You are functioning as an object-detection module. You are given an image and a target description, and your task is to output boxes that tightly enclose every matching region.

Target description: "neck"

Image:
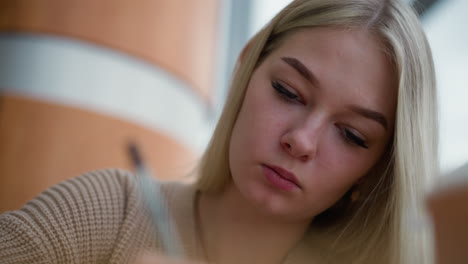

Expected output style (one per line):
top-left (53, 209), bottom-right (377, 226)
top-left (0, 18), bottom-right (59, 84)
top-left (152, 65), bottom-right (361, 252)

top-left (197, 182), bottom-right (310, 264)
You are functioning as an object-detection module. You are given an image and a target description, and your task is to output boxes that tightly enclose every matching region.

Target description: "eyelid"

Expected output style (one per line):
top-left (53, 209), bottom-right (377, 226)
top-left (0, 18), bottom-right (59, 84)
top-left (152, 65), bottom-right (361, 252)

top-left (274, 80), bottom-right (296, 93)
top-left (272, 80), bottom-right (304, 103)
top-left (337, 124), bottom-right (369, 149)
top-left (345, 127), bottom-right (366, 140)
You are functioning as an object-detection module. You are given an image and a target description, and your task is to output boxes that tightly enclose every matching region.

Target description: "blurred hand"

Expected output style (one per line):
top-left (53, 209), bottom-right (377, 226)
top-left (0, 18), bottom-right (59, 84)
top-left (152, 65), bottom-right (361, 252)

top-left (134, 252), bottom-right (205, 264)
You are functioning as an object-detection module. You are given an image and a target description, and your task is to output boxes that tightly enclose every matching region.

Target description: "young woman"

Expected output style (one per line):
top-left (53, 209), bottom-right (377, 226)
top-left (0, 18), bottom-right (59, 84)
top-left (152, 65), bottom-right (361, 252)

top-left (0, 0), bottom-right (438, 263)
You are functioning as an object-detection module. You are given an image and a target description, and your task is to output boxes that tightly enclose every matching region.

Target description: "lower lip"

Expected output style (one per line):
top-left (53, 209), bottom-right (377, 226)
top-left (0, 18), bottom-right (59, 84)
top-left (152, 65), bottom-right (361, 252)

top-left (262, 166), bottom-right (299, 191)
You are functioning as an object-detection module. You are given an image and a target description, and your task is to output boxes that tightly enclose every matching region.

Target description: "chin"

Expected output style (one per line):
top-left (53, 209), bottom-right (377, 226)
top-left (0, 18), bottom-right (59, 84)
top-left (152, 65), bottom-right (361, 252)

top-left (235, 173), bottom-right (298, 218)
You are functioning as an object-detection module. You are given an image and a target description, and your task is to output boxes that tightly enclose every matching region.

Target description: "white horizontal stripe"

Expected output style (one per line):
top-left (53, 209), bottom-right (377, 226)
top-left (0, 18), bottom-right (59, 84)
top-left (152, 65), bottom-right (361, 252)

top-left (0, 33), bottom-right (212, 152)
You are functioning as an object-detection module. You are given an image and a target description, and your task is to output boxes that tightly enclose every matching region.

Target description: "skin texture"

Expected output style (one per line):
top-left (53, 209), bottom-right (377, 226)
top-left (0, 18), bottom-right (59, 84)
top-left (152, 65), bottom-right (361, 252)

top-left (199, 27), bottom-right (397, 264)
top-left (229, 26), bottom-right (397, 222)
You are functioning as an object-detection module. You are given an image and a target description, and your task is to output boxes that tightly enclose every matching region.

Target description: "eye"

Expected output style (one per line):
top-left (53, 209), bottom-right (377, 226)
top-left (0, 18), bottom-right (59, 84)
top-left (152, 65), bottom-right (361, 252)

top-left (271, 81), bottom-right (302, 103)
top-left (341, 127), bottom-right (368, 149)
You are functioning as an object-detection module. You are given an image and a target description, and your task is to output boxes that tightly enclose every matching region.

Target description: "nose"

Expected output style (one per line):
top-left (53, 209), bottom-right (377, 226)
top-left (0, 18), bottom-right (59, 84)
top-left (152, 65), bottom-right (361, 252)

top-left (280, 119), bottom-right (322, 162)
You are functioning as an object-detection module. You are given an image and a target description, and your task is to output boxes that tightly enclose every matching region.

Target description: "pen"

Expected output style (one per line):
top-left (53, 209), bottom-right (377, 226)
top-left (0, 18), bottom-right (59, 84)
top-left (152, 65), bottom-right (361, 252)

top-left (127, 141), bottom-right (184, 258)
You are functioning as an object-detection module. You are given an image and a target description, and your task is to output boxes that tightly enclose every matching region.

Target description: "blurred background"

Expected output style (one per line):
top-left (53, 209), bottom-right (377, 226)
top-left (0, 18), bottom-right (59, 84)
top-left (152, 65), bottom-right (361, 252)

top-left (0, 0), bottom-right (466, 213)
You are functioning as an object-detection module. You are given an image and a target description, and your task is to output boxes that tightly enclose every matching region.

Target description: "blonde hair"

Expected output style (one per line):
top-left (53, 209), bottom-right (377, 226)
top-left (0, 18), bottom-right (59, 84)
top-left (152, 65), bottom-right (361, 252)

top-left (196, 0), bottom-right (438, 263)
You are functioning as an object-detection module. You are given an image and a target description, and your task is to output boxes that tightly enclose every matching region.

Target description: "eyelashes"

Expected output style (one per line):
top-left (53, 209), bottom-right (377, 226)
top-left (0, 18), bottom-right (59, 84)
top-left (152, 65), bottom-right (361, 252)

top-left (271, 80), bottom-right (369, 149)
top-left (272, 81), bottom-right (300, 102)
top-left (342, 128), bottom-right (369, 149)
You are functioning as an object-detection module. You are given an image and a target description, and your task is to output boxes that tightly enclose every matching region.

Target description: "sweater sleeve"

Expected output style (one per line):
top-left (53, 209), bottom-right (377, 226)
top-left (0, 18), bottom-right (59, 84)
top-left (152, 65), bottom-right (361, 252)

top-left (0, 168), bottom-right (142, 264)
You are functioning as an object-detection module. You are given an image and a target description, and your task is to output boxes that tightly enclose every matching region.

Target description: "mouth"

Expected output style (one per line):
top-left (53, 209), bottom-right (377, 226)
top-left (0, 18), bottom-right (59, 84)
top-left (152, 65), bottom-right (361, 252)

top-left (262, 164), bottom-right (302, 191)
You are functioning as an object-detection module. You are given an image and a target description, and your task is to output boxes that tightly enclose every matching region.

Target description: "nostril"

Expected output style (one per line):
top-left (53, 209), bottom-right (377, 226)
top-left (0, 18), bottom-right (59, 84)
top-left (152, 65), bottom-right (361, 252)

top-left (283, 142), bottom-right (292, 150)
top-left (300, 154), bottom-right (309, 162)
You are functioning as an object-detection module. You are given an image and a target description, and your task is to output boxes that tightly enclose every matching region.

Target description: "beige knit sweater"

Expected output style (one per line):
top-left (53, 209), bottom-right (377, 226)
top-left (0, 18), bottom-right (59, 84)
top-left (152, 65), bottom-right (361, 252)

top-left (0, 169), bottom-right (319, 264)
top-left (0, 169), bottom-right (204, 264)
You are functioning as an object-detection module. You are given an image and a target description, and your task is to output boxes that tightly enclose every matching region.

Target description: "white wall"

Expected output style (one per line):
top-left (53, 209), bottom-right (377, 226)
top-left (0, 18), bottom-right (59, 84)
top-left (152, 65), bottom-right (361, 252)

top-left (249, 0), bottom-right (293, 37)
top-left (423, 0), bottom-right (468, 173)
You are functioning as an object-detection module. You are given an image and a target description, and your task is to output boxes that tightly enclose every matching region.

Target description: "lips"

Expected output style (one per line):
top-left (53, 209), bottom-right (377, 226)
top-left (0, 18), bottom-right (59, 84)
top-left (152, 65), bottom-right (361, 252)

top-left (263, 164), bottom-right (301, 189)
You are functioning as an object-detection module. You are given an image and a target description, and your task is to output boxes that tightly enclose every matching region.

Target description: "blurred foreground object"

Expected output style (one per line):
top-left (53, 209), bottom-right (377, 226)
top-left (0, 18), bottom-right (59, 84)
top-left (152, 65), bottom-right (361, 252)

top-left (427, 162), bottom-right (468, 264)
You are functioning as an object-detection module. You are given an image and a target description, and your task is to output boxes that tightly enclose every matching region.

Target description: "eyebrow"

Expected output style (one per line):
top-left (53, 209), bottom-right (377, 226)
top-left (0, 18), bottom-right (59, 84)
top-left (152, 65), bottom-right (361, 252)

top-left (281, 57), bottom-right (320, 88)
top-left (349, 105), bottom-right (388, 130)
top-left (281, 56), bottom-right (388, 131)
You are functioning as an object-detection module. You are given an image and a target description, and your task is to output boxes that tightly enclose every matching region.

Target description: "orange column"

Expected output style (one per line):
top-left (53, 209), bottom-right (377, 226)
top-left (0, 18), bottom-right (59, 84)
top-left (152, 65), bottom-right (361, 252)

top-left (0, 0), bottom-right (219, 212)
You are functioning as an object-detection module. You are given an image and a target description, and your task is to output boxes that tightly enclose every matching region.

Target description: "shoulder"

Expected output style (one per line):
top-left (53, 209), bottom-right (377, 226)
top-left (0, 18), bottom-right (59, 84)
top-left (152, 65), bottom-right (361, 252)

top-left (0, 168), bottom-right (143, 263)
top-left (53, 168), bottom-right (138, 200)
top-left (2, 167), bottom-right (139, 221)
top-left (22, 168), bottom-right (141, 222)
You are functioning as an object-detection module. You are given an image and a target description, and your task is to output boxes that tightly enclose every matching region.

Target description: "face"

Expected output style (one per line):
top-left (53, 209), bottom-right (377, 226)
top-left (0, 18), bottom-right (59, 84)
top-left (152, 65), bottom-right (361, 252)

top-left (228, 27), bottom-right (397, 223)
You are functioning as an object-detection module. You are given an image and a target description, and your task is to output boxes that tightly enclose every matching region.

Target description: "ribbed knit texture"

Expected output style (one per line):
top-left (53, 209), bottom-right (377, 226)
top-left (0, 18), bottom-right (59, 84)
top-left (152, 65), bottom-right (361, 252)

top-left (0, 169), bottom-right (201, 264)
top-left (0, 169), bottom-right (321, 264)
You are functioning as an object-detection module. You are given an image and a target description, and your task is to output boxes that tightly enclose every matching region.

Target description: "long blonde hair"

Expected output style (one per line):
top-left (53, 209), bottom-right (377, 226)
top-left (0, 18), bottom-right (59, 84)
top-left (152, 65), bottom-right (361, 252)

top-left (196, 0), bottom-right (438, 263)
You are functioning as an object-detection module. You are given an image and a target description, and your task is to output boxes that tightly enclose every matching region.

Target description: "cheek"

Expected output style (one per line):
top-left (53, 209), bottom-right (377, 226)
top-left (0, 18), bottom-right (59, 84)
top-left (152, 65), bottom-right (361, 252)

top-left (316, 150), bottom-right (361, 195)
top-left (231, 87), bottom-right (287, 154)
top-left (306, 135), bottom-right (380, 209)
top-left (228, 90), bottom-right (266, 172)
top-left (317, 129), bottom-right (367, 176)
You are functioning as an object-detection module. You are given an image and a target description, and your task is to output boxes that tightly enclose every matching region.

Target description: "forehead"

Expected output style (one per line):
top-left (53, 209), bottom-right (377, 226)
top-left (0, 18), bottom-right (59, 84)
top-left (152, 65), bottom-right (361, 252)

top-left (264, 27), bottom-right (397, 123)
